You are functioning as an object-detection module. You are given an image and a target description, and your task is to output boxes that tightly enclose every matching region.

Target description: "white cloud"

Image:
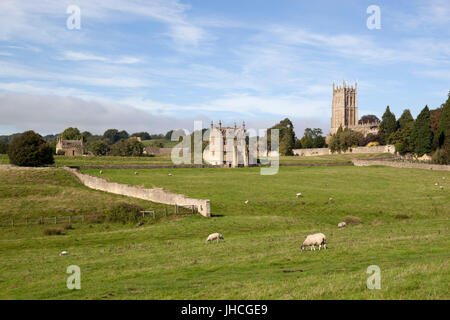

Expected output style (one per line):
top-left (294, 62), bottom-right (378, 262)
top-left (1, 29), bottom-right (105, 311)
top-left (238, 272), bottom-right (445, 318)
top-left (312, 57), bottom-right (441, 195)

top-left (0, 0), bottom-right (207, 47)
top-left (62, 51), bottom-right (107, 62)
top-left (0, 92), bottom-right (204, 135)
top-left (61, 51), bottom-right (142, 64)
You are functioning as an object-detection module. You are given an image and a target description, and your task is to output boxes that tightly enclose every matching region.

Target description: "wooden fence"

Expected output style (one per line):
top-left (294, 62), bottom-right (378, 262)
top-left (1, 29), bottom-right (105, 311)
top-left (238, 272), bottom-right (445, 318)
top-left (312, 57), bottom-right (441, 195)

top-left (0, 204), bottom-right (198, 228)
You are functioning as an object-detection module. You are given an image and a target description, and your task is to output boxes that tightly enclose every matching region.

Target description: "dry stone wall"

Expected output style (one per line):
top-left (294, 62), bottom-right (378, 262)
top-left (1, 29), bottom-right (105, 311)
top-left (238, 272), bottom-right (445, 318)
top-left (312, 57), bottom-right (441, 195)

top-left (352, 160), bottom-right (450, 171)
top-left (293, 145), bottom-right (395, 157)
top-left (64, 167), bottom-right (211, 217)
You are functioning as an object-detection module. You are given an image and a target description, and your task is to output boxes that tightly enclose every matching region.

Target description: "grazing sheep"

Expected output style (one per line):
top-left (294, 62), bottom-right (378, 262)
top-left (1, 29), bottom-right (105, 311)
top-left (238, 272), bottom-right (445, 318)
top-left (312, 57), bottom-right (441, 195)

top-left (296, 193), bottom-right (303, 198)
top-left (443, 177), bottom-right (446, 180)
top-left (59, 251), bottom-right (69, 256)
top-left (244, 200), bottom-right (249, 204)
top-left (134, 172), bottom-right (139, 175)
top-left (136, 221), bottom-right (144, 227)
top-left (338, 222), bottom-right (346, 228)
top-left (329, 197), bottom-right (334, 202)
top-left (99, 170), bottom-right (103, 174)
top-left (168, 173), bottom-right (173, 176)
top-left (205, 233), bottom-right (224, 243)
top-left (301, 233), bottom-right (327, 251)
top-left (435, 182), bottom-right (439, 186)
top-left (440, 186), bottom-right (444, 190)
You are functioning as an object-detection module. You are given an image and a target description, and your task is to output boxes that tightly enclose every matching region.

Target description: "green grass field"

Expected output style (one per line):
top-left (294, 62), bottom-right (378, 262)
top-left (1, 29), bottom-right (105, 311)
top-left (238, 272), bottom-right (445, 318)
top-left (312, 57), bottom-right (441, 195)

top-left (0, 152), bottom-right (391, 167)
top-left (0, 164), bottom-right (449, 299)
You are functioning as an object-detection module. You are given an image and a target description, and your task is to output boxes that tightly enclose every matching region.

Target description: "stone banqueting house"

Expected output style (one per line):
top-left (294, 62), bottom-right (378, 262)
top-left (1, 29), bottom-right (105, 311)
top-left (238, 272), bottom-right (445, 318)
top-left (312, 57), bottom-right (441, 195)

top-left (55, 136), bottom-right (87, 156)
top-left (204, 120), bottom-right (249, 167)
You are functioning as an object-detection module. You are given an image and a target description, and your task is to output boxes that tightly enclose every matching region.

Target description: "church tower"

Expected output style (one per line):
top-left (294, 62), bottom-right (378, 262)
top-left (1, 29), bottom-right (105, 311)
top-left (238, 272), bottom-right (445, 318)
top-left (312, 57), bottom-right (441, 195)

top-left (331, 81), bottom-right (358, 134)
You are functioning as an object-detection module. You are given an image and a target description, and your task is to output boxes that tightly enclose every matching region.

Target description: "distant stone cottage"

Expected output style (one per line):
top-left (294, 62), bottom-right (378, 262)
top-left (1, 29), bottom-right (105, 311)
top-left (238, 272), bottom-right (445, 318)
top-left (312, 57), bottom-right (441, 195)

top-left (56, 136), bottom-right (86, 156)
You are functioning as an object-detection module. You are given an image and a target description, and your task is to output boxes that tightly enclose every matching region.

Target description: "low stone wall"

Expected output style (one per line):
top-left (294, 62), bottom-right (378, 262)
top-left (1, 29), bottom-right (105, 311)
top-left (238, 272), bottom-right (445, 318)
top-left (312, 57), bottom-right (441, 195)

top-left (144, 147), bottom-right (172, 155)
top-left (293, 145), bottom-right (395, 157)
top-left (293, 148), bottom-right (329, 156)
top-left (64, 167), bottom-right (211, 217)
top-left (352, 160), bottom-right (450, 171)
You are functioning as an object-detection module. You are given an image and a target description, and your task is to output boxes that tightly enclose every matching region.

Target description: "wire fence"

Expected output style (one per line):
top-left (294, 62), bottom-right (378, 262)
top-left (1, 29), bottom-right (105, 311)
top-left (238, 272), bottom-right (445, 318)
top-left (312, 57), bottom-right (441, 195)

top-left (0, 204), bottom-right (198, 228)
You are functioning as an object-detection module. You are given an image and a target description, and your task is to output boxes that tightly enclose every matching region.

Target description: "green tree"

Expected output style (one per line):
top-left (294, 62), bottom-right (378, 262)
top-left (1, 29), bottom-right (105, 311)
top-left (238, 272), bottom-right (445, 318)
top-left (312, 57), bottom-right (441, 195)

top-left (269, 118), bottom-right (296, 156)
top-left (411, 106), bottom-right (433, 156)
top-left (389, 109), bottom-right (414, 154)
top-left (379, 106), bottom-right (397, 144)
top-left (299, 128), bottom-right (325, 148)
top-left (359, 114), bottom-right (380, 124)
top-left (432, 93), bottom-right (450, 164)
top-left (0, 141), bottom-right (8, 154)
top-left (434, 93), bottom-right (450, 149)
top-left (131, 132), bottom-right (151, 140)
top-left (62, 127), bottom-right (82, 140)
top-left (109, 139), bottom-right (144, 156)
top-left (88, 140), bottom-right (110, 156)
top-left (7, 131), bottom-right (54, 166)
top-left (397, 109), bottom-right (414, 129)
top-left (117, 130), bottom-right (129, 141)
top-left (329, 126), bottom-right (363, 153)
top-left (339, 128), bottom-right (364, 152)
top-left (103, 129), bottom-right (120, 145)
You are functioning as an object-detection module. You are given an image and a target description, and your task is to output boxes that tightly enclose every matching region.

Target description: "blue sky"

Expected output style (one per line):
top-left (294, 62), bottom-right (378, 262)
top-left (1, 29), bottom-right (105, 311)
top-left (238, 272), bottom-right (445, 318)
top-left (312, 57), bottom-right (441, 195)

top-left (0, 0), bottom-right (449, 136)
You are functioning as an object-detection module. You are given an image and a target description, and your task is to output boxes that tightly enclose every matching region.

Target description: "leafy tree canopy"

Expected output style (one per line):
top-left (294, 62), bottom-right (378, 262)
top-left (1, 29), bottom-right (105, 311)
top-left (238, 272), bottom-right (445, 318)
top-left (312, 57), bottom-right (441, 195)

top-left (8, 131), bottom-right (54, 167)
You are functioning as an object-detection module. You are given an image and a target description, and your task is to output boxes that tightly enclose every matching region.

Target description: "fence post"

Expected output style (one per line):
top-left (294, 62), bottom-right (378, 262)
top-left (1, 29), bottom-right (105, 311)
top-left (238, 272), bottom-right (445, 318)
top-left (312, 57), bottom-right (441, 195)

top-left (68, 216), bottom-right (71, 224)
top-left (40, 217), bottom-right (43, 224)
top-left (165, 206), bottom-right (167, 217)
top-left (192, 205), bottom-right (194, 214)
top-left (54, 216), bottom-right (57, 224)
top-left (12, 219), bottom-right (14, 227)
top-left (25, 217), bottom-right (28, 225)
top-left (153, 211), bottom-right (155, 219)
top-left (175, 205), bottom-right (178, 214)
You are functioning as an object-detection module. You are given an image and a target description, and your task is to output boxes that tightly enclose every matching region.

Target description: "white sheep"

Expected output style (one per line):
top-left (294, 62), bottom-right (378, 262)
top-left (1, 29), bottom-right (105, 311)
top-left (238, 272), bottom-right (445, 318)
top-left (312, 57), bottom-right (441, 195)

top-left (440, 186), bottom-right (444, 190)
top-left (435, 182), bottom-right (439, 186)
top-left (59, 251), bottom-right (69, 256)
top-left (338, 222), bottom-right (346, 228)
top-left (134, 171), bottom-right (139, 175)
top-left (329, 197), bottom-right (334, 202)
top-left (244, 200), bottom-right (249, 204)
top-left (301, 233), bottom-right (327, 251)
top-left (205, 233), bottom-right (224, 243)
top-left (99, 170), bottom-right (103, 174)
top-left (296, 193), bottom-right (303, 198)
top-left (168, 173), bottom-right (173, 176)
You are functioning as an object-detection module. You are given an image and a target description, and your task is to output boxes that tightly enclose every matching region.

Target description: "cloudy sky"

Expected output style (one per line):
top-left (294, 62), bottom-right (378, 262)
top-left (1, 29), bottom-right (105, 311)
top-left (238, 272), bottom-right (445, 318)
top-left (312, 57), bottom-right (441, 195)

top-left (0, 0), bottom-right (449, 136)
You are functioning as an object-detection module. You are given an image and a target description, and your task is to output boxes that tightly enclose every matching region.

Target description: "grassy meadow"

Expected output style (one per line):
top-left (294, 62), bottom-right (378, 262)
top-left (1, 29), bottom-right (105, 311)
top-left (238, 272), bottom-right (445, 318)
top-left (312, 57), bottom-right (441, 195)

top-left (0, 163), bottom-right (449, 299)
top-left (0, 152), bottom-right (392, 167)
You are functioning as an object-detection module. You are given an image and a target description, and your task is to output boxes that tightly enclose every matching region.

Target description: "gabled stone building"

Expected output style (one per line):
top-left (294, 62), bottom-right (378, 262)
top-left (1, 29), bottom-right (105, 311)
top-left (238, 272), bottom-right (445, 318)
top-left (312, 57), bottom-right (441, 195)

top-left (55, 136), bottom-right (86, 156)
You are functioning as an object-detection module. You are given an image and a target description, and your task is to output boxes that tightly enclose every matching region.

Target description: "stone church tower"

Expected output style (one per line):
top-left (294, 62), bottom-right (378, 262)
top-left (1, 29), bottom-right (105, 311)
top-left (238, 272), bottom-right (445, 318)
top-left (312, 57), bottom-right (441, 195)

top-left (330, 81), bottom-right (358, 134)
